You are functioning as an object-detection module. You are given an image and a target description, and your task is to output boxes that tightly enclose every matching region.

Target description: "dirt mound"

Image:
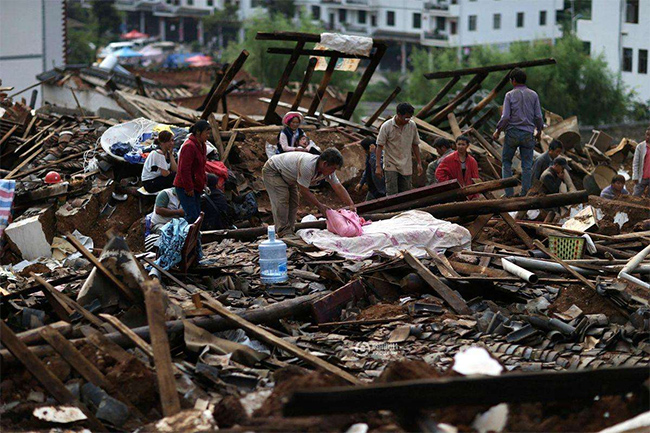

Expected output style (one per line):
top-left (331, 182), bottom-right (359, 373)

top-left (547, 285), bottom-right (622, 318)
top-left (356, 303), bottom-right (407, 321)
top-left (375, 360), bottom-right (443, 383)
top-left (105, 357), bottom-right (158, 413)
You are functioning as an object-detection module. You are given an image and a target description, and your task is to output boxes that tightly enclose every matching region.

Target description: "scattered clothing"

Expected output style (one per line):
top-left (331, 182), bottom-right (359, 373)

top-left (359, 152), bottom-right (386, 199)
top-left (600, 184), bottom-right (629, 200)
top-left (154, 218), bottom-right (190, 270)
top-left (124, 151), bottom-right (145, 164)
top-left (435, 151), bottom-right (479, 190)
top-left (502, 128), bottom-right (536, 196)
top-left (298, 210), bottom-right (471, 260)
top-left (377, 116), bottom-right (420, 177)
top-left (205, 160), bottom-right (229, 191)
top-left (0, 180), bottom-right (16, 257)
top-left (326, 209), bottom-right (365, 237)
top-left (230, 192), bottom-right (258, 221)
top-left (110, 141), bottom-right (132, 157)
top-left (426, 148), bottom-right (453, 185)
top-left (495, 84), bottom-right (544, 135)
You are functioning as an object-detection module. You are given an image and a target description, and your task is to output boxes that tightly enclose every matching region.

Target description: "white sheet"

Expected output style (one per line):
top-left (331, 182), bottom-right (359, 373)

top-left (320, 33), bottom-right (373, 56)
top-left (297, 210), bottom-right (471, 260)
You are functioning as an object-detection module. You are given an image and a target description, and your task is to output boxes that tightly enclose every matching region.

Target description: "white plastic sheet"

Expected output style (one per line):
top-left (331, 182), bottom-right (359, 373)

top-left (320, 33), bottom-right (373, 56)
top-left (297, 210), bottom-right (471, 260)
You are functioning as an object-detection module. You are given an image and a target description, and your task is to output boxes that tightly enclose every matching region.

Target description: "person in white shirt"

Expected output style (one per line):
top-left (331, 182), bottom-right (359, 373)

top-left (142, 130), bottom-right (177, 193)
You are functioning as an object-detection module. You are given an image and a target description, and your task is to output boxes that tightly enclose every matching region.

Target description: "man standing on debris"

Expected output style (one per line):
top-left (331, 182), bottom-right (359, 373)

top-left (174, 120), bottom-right (208, 224)
top-left (426, 137), bottom-right (454, 185)
top-left (540, 157), bottom-right (570, 194)
top-left (493, 68), bottom-right (544, 197)
top-left (375, 102), bottom-right (423, 196)
top-left (355, 137), bottom-right (386, 201)
top-left (263, 148), bottom-right (355, 237)
top-left (631, 126), bottom-right (650, 197)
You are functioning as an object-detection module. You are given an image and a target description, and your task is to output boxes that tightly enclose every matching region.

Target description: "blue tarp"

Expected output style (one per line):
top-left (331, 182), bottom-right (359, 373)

top-left (163, 53), bottom-right (204, 68)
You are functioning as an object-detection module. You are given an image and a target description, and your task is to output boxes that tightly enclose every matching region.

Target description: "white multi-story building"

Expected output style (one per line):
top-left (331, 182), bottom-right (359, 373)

top-left (296, 0), bottom-right (562, 56)
top-left (577, 0), bottom-right (650, 102)
top-left (114, 0), bottom-right (266, 44)
top-left (0, 0), bottom-right (67, 107)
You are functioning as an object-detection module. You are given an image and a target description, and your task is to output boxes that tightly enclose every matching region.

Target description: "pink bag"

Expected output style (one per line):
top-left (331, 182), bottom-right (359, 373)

top-left (326, 209), bottom-right (364, 237)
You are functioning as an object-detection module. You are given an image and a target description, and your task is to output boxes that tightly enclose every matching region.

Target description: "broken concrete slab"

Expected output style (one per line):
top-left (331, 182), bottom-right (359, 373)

top-left (5, 205), bottom-right (55, 260)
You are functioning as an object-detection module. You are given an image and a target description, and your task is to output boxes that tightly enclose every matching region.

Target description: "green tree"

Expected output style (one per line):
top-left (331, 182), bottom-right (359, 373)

top-left (91, 0), bottom-right (122, 40)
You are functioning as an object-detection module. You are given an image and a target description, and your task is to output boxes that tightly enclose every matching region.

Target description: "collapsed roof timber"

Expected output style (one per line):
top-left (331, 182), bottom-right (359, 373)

top-left (0, 31), bottom-right (649, 433)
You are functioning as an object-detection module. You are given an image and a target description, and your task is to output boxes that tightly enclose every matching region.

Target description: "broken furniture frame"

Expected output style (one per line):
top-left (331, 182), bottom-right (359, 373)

top-left (255, 31), bottom-right (387, 125)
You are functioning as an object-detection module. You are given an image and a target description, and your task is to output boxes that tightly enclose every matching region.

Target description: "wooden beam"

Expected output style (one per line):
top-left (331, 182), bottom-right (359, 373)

top-left (470, 128), bottom-right (502, 162)
top-left (283, 366), bottom-right (648, 416)
top-left (208, 113), bottom-right (225, 158)
top-left (365, 86), bottom-right (401, 127)
top-left (484, 192), bottom-right (535, 249)
top-left (14, 150), bottom-right (87, 179)
top-left (4, 130), bottom-right (58, 179)
top-left (290, 57), bottom-right (318, 111)
top-left (307, 55), bottom-right (338, 117)
top-left (460, 70), bottom-right (511, 126)
top-left (0, 125), bottom-right (18, 149)
top-left (415, 76), bottom-right (460, 119)
top-left (39, 326), bottom-right (145, 420)
top-left (424, 58), bottom-right (557, 79)
top-left (0, 320), bottom-right (105, 430)
top-left (532, 240), bottom-right (596, 290)
top-left (201, 50), bottom-right (249, 120)
top-left (99, 314), bottom-right (154, 360)
top-left (470, 106), bottom-right (498, 131)
top-left (64, 233), bottom-right (141, 304)
top-left (264, 42), bottom-right (305, 124)
top-left (267, 47), bottom-right (371, 59)
top-left (447, 113), bottom-right (462, 138)
top-left (144, 281), bottom-right (181, 417)
top-left (469, 213), bottom-right (494, 240)
top-left (199, 292), bottom-right (363, 385)
top-left (221, 116), bottom-right (242, 162)
top-left (402, 251), bottom-right (471, 315)
top-left (429, 73), bottom-right (488, 125)
top-left (342, 43), bottom-right (387, 120)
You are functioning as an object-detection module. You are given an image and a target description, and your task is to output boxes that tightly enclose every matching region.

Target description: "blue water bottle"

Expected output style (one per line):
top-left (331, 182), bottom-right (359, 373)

top-left (259, 225), bottom-right (288, 284)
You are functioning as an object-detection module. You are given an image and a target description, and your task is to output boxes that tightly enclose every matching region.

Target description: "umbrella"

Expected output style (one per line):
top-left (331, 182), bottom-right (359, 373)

top-left (139, 45), bottom-right (164, 57)
top-left (122, 30), bottom-right (148, 40)
top-left (113, 47), bottom-right (143, 58)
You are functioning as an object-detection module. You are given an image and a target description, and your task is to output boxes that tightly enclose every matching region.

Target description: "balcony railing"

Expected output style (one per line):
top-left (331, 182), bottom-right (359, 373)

top-left (423, 31), bottom-right (449, 40)
top-left (344, 23), bottom-right (369, 33)
top-left (346, 0), bottom-right (369, 4)
top-left (424, 1), bottom-right (449, 10)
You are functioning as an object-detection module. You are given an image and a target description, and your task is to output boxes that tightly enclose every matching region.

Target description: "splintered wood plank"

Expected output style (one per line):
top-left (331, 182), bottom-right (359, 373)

top-left (81, 325), bottom-right (137, 364)
top-left (484, 192), bottom-right (535, 249)
top-left (39, 326), bottom-right (146, 421)
top-left (200, 292), bottom-right (363, 385)
top-left (468, 213), bottom-right (494, 240)
top-left (99, 313), bottom-right (154, 360)
top-left (402, 251), bottom-right (471, 315)
top-left (64, 233), bottom-right (140, 304)
top-left (144, 281), bottom-right (181, 417)
top-left (0, 320), bottom-right (105, 430)
top-left (222, 117), bottom-right (242, 162)
top-left (311, 279), bottom-right (365, 324)
top-left (208, 113), bottom-right (225, 158)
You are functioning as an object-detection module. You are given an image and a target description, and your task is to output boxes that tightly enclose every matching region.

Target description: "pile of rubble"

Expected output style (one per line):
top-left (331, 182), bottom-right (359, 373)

top-left (1, 31), bottom-right (649, 433)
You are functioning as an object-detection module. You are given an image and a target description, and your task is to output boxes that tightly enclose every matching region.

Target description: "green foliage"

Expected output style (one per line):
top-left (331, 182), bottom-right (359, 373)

top-left (399, 36), bottom-right (641, 125)
top-left (91, 0), bottom-right (122, 41)
top-left (222, 13), bottom-right (357, 92)
top-left (66, 0), bottom-right (122, 64)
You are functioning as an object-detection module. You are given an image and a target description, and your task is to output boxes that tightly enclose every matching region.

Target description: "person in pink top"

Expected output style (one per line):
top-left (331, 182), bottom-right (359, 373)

top-left (632, 126), bottom-right (650, 197)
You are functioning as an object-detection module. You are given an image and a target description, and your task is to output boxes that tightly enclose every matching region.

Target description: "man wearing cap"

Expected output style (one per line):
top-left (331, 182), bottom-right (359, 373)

top-left (540, 157), bottom-right (571, 194)
top-left (375, 102), bottom-right (423, 195)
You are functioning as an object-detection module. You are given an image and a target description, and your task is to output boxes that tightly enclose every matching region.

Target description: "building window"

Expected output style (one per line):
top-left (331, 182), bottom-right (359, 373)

top-left (387, 10), bottom-right (395, 26)
top-left (207, 0), bottom-right (213, 6)
top-left (450, 20), bottom-right (457, 35)
top-left (583, 41), bottom-right (591, 55)
top-left (311, 5), bottom-right (320, 20)
top-left (639, 49), bottom-right (648, 74)
top-left (371, 14), bottom-right (377, 27)
top-left (517, 12), bottom-right (524, 27)
top-left (436, 17), bottom-right (445, 31)
top-left (468, 15), bottom-right (477, 31)
top-left (413, 13), bottom-right (421, 29)
top-left (338, 9), bottom-right (347, 23)
top-left (626, 0), bottom-right (639, 23)
top-left (539, 10), bottom-right (547, 26)
top-left (358, 10), bottom-right (366, 24)
top-left (493, 13), bottom-right (501, 29)
top-left (622, 48), bottom-right (633, 72)
top-left (186, 0), bottom-right (193, 5)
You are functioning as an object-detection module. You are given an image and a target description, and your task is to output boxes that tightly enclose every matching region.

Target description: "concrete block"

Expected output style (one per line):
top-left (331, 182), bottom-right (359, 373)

top-left (5, 205), bottom-right (55, 260)
top-left (96, 396), bottom-right (130, 427)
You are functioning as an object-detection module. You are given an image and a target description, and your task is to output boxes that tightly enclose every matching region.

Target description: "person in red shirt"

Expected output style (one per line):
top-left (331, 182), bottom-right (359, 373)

top-left (435, 135), bottom-right (480, 193)
top-left (174, 120), bottom-right (208, 223)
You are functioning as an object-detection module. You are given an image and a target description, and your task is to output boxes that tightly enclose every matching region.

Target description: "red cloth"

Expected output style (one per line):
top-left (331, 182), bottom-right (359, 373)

top-left (643, 147), bottom-right (650, 179)
top-left (435, 151), bottom-right (480, 196)
top-left (173, 135), bottom-right (207, 193)
top-left (205, 160), bottom-right (229, 191)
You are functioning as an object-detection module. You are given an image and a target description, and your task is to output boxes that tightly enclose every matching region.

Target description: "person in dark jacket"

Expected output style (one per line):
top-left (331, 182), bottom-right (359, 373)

top-left (532, 139), bottom-right (563, 182)
top-left (174, 120), bottom-right (208, 223)
top-left (426, 137), bottom-right (454, 185)
top-left (277, 111), bottom-right (320, 154)
top-left (201, 174), bottom-right (230, 230)
top-left (355, 137), bottom-right (386, 200)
